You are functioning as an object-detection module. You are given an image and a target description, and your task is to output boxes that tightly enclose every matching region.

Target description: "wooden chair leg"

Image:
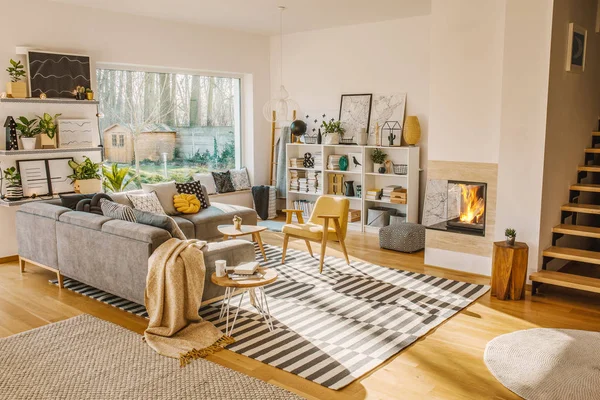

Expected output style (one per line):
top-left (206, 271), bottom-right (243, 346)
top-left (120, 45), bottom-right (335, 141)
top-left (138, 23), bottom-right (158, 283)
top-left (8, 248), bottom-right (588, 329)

top-left (282, 234), bottom-right (290, 264)
top-left (19, 257), bottom-right (25, 273)
top-left (319, 219), bottom-right (329, 273)
top-left (305, 240), bottom-right (314, 257)
top-left (57, 271), bottom-right (64, 289)
top-left (333, 219), bottom-right (350, 265)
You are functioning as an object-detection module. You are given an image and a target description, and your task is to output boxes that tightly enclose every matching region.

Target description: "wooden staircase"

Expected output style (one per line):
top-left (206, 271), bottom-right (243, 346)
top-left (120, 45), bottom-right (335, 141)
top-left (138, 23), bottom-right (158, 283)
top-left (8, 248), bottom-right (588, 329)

top-left (530, 132), bottom-right (600, 294)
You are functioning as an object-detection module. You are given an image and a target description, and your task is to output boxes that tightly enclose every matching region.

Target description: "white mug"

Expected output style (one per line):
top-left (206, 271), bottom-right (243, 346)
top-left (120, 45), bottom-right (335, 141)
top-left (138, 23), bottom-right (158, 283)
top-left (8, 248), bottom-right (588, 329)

top-left (215, 260), bottom-right (227, 277)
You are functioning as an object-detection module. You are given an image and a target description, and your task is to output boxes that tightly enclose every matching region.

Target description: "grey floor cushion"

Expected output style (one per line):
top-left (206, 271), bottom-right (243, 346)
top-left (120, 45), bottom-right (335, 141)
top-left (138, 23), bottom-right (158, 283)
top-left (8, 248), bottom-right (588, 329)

top-left (379, 222), bottom-right (425, 253)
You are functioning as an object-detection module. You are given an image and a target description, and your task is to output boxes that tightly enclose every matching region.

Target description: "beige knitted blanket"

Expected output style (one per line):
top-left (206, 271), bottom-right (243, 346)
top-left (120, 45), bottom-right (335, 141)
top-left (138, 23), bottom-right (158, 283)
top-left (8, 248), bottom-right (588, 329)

top-left (144, 238), bottom-right (234, 366)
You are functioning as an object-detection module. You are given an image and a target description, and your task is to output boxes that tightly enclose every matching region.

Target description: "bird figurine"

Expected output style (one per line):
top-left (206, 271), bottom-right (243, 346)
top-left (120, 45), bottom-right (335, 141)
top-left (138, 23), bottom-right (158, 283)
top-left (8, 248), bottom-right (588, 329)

top-left (352, 156), bottom-right (362, 168)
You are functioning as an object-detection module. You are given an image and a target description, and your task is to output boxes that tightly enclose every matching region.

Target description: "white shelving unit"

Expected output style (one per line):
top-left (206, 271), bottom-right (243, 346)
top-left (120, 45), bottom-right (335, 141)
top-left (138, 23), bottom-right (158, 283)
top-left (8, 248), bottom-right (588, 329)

top-left (286, 143), bottom-right (420, 233)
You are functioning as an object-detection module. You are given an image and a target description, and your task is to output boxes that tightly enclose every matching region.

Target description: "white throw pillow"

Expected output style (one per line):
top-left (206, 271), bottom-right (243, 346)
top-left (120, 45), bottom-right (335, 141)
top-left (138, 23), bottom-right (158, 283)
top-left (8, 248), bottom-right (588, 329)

top-left (141, 181), bottom-right (179, 215)
top-left (193, 173), bottom-right (217, 195)
top-left (229, 167), bottom-right (251, 191)
top-left (127, 191), bottom-right (166, 215)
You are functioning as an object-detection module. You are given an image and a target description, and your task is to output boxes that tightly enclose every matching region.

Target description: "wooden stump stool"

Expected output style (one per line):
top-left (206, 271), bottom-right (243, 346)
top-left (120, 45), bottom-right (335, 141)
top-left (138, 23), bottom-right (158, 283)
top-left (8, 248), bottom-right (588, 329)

top-left (492, 241), bottom-right (529, 300)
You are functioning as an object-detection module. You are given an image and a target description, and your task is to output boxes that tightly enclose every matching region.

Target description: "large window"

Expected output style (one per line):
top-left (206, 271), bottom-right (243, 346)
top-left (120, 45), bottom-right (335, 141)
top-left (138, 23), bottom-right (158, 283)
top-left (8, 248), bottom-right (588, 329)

top-left (97, 68), bottom-right (241, 186)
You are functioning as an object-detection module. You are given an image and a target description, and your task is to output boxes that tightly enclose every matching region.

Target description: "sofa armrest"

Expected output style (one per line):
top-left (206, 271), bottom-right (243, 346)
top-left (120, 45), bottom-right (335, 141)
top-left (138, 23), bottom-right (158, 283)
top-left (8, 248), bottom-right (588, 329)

top-left (19, 202), bottom-right (71, 220)
top-left (101, 220), bottom-right (172, 251)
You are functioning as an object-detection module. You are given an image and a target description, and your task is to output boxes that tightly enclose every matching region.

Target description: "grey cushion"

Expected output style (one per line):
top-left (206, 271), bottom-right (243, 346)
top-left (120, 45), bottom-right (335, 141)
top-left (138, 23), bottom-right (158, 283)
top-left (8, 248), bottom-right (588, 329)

top-left (110, 190), bottom-right (140, 207)
top-left (212, 171), bottom-right (235, 193)
top-left (133, 209), bottom-right (186, 240)
top-left (127, 191), bottom-right (166, 215)
top-left (229, 168), bottom-right (251, 191)
top-left (19, 202), bottom-right (71, 220)
top-left (101, 219), bottom-right (172, 250)
top-left (179, 202), bottom-right (258, 240)
top-left (59, 211), bottom-right (112, 231)
top-left (141, 181), bottom-right (179, 215)
top-left (379, 222), bottom-right (425, 253)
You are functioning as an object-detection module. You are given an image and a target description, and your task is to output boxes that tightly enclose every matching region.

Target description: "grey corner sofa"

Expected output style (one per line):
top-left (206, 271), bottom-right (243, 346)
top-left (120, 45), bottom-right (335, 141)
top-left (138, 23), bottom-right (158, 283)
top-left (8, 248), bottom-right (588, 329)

top-left (16, 191), bottom-right (259, 306)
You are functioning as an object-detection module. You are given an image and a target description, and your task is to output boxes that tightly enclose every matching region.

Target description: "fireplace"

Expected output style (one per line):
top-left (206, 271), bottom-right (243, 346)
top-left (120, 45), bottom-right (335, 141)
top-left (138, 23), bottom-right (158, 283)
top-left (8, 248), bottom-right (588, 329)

top-left (446, 180), bottom-right (487, 236)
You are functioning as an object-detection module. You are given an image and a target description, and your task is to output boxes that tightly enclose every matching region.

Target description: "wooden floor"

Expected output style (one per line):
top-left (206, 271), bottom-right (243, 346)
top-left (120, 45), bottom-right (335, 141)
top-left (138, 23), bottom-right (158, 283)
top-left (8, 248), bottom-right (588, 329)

top-left (2, 230), bottom-right (600, 399)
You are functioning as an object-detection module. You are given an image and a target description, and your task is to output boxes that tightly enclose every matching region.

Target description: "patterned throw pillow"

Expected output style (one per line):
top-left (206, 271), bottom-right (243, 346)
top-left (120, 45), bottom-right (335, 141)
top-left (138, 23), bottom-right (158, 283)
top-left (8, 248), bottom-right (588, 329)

top-left (175, 181), bottom-right (209, 209)
top-left (212, 171), bottom-right (235, 193)
top-left (99, 198), bottom-right (137, 222)
top-left (229, 168), bottom-right (251, 191)
top-left (126, 191), bottom-right (166, 215)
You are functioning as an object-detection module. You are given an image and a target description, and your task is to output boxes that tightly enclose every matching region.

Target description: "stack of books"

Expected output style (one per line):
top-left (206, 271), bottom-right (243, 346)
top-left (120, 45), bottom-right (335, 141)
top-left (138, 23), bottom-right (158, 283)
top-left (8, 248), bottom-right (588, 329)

top-left (292, 200), bottom-right (315, 221)
top-left (227, 261), bottom-right (263, 281)
top-left (298, 177), bottom-right (309, 192)
top-left (381, 185), bottom-right (403, 202)
top-left (289, 170), bottom-right (306, 191)
top-left (313, 151), bottom-right (323, 168)
top-left (289, 158), bottom-right (304, 168)
top-left (307, 171), bottom-right (322, 194)
top-left (366, 189), bottom-right (381, 201)
top-left (390, 188), bottom-right (407, 204)
top-left (327, 155), bottom-right (342, 170)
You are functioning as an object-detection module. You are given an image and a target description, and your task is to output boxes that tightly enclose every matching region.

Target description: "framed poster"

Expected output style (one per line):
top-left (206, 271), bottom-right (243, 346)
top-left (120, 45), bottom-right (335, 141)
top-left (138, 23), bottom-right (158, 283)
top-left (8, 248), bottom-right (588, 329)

top-left (348, 152), bottom-right (362, 172)
top-left (27, 50), bottom-right (91, 98)
top-left (369, 93), bottom-right (407, 145)
top-left (339, 94), bottom-right (372, 139)
top-left (58, 119), bottom-right (94, 148)
top-left (566, 23), bottom-right (587, 72)
top-left (47, 157), bottom-right (75, 194)
top-left (16, 159), bottom-right (51, 198)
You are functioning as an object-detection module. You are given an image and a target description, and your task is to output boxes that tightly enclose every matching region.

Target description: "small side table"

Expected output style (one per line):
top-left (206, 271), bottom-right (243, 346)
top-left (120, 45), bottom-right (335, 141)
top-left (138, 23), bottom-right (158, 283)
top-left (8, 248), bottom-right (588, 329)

top-left (491, 241), bottom-right (529, 300)
top-left (211, 268), bottom-right (278, 336)
top-left (218, 224), bottom-right (268, 261)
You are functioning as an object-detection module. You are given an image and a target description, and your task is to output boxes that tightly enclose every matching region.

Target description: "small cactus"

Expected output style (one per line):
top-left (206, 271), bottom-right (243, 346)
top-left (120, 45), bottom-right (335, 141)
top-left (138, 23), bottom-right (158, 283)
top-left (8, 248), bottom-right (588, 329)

top-left (388, 133), bottom-right (396, 146)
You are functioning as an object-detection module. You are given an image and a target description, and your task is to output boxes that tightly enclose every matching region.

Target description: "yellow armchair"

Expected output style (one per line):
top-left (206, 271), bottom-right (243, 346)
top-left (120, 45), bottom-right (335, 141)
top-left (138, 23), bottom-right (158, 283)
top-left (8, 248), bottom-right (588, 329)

top-left (282, 196), bottom-right (350, 273)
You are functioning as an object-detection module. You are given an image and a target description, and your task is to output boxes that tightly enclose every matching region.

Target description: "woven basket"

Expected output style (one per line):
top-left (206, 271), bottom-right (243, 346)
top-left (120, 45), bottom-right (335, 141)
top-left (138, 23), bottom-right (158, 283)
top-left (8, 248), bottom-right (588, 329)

top-left (393, 163), bottom-right (408, 175)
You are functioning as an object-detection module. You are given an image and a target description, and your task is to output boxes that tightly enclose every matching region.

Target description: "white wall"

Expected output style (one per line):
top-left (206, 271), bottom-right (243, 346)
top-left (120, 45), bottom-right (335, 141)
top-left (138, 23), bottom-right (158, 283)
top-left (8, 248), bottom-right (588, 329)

top-left (269, 16), bottom-right (431, 212)
top-left (428, 0), bottom-right (506, 164)
top-left (538, 0), bottom-right (600, 268)
top-left (0, 0), bottom-right (271, 257)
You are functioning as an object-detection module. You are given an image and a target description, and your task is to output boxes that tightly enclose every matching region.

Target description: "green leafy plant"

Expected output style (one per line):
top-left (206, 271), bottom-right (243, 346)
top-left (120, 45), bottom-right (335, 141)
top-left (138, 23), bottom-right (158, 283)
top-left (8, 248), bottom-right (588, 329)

top-left (102, 164), bottom-right (136, 193)
top-left (321, 119), bottom-right (345, 137)
top-left (6, 59), bottom-right (26, 82)
top-left (68, 157), bottom-right (102, 182)
top-left (3, 167), bottom-right (21, 186)
top-left (76, 86), bottom-right (86, 94)
top-left (86, 88), bottom-right (93, 93)
top-left (37, 113), bottom-right (61, 139)
top-left (15, 117), bottom-right (41, 138)
top-left (505, 228), bottom-right (516, 237)
top-left (371, 148), bottom-right (387, 164)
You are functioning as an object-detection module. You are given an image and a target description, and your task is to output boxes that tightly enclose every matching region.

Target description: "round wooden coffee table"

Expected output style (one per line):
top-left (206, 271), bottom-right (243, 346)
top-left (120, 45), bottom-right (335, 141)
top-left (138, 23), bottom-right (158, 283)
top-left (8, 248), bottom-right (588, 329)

top-left (218, 224), bottom-right (268, 261)
top-left (211, 267), bottom-right (278, 336)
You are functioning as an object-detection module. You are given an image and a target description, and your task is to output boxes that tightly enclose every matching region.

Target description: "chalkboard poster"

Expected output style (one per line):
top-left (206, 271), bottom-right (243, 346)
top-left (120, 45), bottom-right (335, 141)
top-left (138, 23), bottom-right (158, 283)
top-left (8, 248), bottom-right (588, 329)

top-left (27, 51), bottom-right (91, 98)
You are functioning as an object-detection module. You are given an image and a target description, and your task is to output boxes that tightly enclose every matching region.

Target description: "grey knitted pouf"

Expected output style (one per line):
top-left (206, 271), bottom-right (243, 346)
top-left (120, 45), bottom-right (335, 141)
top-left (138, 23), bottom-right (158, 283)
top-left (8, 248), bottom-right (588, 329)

top-left (379, 222), bottom-right (425, 253)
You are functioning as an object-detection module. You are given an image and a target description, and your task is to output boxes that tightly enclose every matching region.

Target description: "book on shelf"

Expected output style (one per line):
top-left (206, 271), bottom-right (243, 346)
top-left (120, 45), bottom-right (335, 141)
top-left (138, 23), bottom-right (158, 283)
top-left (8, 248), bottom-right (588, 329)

top-left (327, 155), bottom-right (342, 170)
top-left (228, 272), bottom-right (264, 281)
top-left (366, 188), bottom-right (381, 200)
top-left (289, 158), bottom-right (304, 168)
top-left (231, 261), bottom-right (259, 275)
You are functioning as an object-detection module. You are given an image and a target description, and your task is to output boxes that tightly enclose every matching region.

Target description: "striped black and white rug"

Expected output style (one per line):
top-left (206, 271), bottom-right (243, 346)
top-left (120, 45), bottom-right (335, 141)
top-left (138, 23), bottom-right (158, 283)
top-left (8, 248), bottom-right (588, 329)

top-left (52, 243), bottom-right (488, 390)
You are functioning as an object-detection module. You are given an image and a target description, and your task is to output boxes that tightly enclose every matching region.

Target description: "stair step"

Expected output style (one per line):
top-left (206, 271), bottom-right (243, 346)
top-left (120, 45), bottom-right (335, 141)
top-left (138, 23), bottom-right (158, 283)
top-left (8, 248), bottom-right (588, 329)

top-left (553, 224), bottom-right (600, 239)
top-left (530, 270), bottom-right (600, 294)
top-left (543, 246), bottom-right (600, 265)
top-left (578, 165), bottom-right (600, 172)
top-left (561, 203), bottom-right (600, 215)
top-left (570, 183), bottom-right (600, 193)
top-left (585, 148), bottom-right (600, 153)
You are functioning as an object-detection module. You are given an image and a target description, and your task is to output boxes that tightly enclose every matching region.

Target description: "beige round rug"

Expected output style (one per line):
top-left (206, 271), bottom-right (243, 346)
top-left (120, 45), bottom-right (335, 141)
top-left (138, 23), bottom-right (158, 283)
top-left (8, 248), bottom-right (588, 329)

top-left (484, 328), bottom-right (600, 400)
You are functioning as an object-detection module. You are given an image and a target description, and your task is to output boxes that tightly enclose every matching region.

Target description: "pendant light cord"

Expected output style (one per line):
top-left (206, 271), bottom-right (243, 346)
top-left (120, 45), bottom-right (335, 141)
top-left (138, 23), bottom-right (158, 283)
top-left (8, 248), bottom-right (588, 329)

top-left (279, 6), bottom-right (285, 89)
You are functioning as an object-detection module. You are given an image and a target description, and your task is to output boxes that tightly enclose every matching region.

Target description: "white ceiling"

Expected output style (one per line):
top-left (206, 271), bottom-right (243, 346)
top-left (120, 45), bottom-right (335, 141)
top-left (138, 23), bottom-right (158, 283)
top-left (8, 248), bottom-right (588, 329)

top-left (49, 0), bottom-right (431, 35)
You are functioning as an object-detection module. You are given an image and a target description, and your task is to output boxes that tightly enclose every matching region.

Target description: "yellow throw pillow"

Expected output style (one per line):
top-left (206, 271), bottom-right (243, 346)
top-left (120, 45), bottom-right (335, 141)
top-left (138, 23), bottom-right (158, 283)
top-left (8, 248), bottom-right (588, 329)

top-left (173, 193), bottom-right (201, 214)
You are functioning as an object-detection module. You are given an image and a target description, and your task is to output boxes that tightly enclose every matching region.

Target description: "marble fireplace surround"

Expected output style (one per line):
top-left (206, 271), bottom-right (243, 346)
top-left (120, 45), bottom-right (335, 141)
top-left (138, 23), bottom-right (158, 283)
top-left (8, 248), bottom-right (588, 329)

top-left (423, 161), bottom-right (498, 275)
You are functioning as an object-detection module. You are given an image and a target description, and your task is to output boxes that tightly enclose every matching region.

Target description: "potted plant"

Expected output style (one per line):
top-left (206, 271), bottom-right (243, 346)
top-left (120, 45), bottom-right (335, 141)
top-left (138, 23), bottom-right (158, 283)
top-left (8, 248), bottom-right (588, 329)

top-left (321, 119), bottom-right (345, 145)
top-left (68, 157), bottom-right (103, 194)
top-left (102, 164), bottom-right (136, 193)
top-left (371, 148), bottom-right (387, 173)
top-left (233, 215), bottom-right (242, 230)
top-left (85, 88), bottom-right (94, 101)
top-left (75, 86), bottom-right (86, 100)
top-left (3, 167), bottom-right (23, 200)
top-left (15, 117), bottom-right (40, 150)
top-left (505, 228), bottom-right (516, 246)
top-left (37, 113), bottom-right (61, 149)
top-left (6, 59), bottom-right (27, 99)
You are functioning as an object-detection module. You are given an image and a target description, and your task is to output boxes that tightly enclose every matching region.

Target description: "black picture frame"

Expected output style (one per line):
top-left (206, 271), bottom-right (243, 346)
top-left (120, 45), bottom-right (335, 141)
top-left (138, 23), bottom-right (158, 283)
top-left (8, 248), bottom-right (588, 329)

top-left (27, 50), bottom-right (91, 98)
top-left (16, 157), bottom-right (76, 198)
top-left (339, 94), bottom-right (373, 136)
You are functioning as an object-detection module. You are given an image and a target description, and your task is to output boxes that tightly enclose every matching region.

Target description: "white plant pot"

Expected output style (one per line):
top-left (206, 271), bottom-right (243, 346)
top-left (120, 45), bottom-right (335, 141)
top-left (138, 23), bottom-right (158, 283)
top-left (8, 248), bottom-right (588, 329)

top-left (75, 179), bottom-right (102, 194)
top-left (21, 137), bottom-right (37, 150)
top-left (323, 132), bottom-right (339, 145)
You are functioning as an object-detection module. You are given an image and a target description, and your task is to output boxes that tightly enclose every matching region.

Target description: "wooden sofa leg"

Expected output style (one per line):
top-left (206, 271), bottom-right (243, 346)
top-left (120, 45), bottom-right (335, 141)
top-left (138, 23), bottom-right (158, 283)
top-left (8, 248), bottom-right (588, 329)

top-left (282, 234), bottom-right (290, 264)
top-left (57, 272), bottom-right (64, 289)
top-left (19, 257), bottom-right (25, 273)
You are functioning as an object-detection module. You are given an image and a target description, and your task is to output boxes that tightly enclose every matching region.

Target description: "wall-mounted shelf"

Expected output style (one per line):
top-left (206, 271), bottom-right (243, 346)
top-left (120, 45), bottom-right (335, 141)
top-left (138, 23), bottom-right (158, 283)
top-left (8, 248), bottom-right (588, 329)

top-left (0, 98), bottom-right (99, 105)
top-left (0, 147), bottom-right (102, 156)
top-left (0, 195), bottom-right (60, 208)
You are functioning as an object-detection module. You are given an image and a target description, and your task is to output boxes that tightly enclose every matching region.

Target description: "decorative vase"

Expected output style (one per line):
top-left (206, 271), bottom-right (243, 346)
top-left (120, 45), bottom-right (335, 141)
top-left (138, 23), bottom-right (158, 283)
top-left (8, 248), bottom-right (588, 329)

top-left (403, 116), bottom-right (421, 146)
top-left (339, 156), bottom-right (349, 171)
top-left (5, 184), bottom-right (23, 200)
top-left (21, 137), bottom-right (37, 150)
top-left (506, 236), bottom-right (516, 246)
top-left (358, 128), bottom-right (368, 146)
top-left (323, 132), bottom-right (339, 145)
top-left (317, 129), bottom-right (322, 144)
top-left (75, 179), bottom-right (102, 194)
top-left (6, 82), bottom-right (27, 99)
top-left (86, 92), bottom-right (94, 101)
top-left (40, 134), bottom-right (57, 149)
top-left (344, 181), bottom-right (355, 197)
top-left (378, 166), bottom-right (387, 174)
top-left (374, 163), bottom-right (383, 172)
top-left (76, 92), bottom-right (86, 100)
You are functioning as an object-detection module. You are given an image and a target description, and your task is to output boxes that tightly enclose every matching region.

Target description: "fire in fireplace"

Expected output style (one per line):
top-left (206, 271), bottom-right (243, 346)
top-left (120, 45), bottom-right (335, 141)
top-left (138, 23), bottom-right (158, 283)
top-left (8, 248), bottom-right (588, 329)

top-left (446, 180), bottom-right (487, 236)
